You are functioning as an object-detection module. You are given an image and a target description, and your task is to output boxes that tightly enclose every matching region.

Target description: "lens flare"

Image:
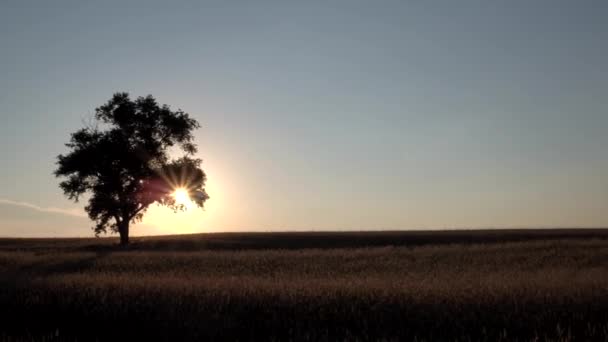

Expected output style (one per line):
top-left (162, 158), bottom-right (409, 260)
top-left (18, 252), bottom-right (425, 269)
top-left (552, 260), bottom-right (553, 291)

top-left (172, 188), bottom-right (191, 206)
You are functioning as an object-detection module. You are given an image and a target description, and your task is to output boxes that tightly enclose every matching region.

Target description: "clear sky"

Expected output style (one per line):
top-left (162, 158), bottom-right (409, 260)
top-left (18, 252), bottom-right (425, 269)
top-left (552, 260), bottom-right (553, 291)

top-left (1, 1), bottom-right (607, 237)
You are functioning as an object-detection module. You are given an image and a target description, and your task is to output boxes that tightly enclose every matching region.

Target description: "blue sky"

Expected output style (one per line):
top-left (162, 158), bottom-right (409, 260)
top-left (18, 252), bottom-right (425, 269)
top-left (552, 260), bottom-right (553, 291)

top-left (1, 1), bottom-right (607, 237)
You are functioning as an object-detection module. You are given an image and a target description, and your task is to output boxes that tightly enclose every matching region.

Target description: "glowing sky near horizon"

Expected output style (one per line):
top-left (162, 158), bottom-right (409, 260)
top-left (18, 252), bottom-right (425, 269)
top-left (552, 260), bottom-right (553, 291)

top-left (1, 1), bottom-right (608, 237)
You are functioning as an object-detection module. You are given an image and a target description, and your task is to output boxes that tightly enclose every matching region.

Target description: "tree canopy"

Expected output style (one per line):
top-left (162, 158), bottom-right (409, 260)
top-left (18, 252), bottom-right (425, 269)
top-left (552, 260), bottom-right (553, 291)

top-left (54, 93), bottom-right (209, 245)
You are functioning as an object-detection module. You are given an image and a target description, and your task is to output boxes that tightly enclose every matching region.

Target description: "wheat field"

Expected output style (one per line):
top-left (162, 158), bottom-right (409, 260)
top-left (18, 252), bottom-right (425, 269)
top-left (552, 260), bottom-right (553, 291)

top-left (1, 230), bottom-right (608, 341)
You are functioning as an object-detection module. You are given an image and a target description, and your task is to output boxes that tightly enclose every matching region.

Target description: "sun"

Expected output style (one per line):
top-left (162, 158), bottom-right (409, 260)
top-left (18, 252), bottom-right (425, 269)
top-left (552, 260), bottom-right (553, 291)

top-left (172, 188), bottom-right (191, 206)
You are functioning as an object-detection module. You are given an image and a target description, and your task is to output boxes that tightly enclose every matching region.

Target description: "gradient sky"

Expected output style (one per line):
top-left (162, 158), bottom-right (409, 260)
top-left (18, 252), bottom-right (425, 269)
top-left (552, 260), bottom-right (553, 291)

top-left (1, 1), bottom-right (607, 237)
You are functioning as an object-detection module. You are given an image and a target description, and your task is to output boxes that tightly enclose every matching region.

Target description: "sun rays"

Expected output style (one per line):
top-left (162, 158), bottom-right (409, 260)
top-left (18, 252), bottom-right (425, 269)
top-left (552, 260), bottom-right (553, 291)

top-left (172, 187), bottom-right (194, 209)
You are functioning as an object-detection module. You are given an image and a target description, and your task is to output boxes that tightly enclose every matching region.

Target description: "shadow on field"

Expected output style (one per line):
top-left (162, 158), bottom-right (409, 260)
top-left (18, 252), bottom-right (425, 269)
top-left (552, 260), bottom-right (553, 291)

top-left (1, 229), bottom-right (608, 253)
top-left (85, 228), bottom-right (608, 252)
top-left (17, 251), bottom-right (111, 277)
top-left (0, 252), bottom-right (111, 286)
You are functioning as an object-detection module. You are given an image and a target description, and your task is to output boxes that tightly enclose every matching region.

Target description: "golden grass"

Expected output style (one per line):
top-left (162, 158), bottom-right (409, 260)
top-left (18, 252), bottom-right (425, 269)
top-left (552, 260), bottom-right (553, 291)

top-left (1, 233), bottom-right (608, 341)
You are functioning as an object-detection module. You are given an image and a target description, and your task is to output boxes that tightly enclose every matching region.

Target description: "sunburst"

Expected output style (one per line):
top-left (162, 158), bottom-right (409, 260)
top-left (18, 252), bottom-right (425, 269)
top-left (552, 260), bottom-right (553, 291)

top-left (172, 188), bottom-right (189, 204)
top-left (172, 187), bottom-right (194, 209)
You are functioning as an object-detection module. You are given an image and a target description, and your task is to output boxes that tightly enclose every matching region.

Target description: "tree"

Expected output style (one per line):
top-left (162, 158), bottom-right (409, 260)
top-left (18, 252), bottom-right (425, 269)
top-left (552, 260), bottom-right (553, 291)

top-left (54, 93), bottom-right (209, 245)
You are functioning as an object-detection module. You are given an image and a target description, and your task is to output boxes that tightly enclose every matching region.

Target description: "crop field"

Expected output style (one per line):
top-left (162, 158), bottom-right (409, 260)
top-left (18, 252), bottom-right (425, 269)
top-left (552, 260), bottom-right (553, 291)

top-left (1, 229), bottom-right (608, 341)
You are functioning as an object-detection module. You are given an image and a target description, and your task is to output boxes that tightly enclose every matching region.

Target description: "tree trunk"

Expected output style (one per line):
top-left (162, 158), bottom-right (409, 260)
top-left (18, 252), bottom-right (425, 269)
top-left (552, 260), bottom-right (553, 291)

top-left (119, 220), bottom-right (130, 246)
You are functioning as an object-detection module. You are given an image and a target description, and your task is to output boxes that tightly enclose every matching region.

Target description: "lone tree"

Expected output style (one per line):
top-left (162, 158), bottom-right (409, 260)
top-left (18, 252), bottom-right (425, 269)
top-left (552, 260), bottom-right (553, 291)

top-left (54, 93), bottom-right (209, 245)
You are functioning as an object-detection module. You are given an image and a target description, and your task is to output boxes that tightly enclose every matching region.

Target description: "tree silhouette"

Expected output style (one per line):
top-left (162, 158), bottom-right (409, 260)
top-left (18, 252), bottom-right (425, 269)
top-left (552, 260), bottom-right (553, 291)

top-left (54, 93), bottom-right (209, 245)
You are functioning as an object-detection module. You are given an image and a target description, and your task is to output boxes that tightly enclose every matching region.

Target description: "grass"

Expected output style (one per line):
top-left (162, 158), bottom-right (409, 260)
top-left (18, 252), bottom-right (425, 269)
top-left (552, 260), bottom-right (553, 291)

top-left (1, 229), bottom-right (608, 341)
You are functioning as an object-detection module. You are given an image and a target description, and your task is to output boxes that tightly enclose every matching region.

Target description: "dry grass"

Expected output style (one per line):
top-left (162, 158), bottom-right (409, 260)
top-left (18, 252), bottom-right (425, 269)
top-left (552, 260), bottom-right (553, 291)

top-left (1, 230), bottom-right (608, 341)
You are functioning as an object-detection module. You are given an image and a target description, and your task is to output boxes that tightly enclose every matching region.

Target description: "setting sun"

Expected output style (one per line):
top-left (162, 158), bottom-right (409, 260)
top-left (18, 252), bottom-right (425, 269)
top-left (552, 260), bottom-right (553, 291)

top-left (172, 188), bottom-right (191, 206)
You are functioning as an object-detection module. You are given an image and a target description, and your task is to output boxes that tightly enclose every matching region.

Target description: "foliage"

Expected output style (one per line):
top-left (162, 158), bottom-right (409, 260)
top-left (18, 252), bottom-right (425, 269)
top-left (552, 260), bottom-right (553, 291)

top-left (54, 93), bottom-right (208, 243)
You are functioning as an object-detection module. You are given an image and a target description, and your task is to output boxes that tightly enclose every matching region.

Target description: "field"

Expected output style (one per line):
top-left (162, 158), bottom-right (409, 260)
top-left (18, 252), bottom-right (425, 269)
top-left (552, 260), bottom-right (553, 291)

top-left (2, 229), bottom-right (608, 341)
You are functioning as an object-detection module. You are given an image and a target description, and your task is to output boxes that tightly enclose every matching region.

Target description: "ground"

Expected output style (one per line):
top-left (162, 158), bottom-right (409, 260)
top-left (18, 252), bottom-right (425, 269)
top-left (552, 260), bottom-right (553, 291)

top-left (1, 229), bottom-right (608, 341)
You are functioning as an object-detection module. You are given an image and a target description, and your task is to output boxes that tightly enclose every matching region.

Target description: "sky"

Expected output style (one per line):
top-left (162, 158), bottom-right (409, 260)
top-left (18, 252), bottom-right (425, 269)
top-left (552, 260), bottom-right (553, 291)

top-left (1, 0), bottom-right (607, 237)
